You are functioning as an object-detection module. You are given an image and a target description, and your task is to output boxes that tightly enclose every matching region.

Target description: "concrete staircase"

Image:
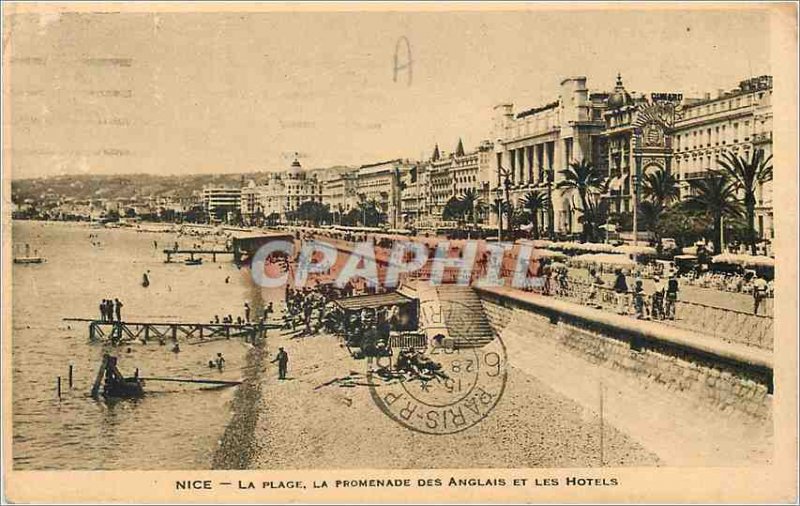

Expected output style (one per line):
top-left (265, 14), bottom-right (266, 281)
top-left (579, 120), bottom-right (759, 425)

top-left (435, 285), bottom-right (495, 349)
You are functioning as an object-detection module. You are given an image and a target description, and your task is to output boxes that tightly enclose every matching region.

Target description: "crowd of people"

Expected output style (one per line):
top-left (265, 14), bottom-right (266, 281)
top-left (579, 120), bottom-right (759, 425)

top-left (680, 270), bottom-right (774, 297)
top-left (577, 268), bottom-right (680, 321)
top-left (99, 298), bottom-right (124, 322)
top-left (283, 283), bottom-right (346, 336)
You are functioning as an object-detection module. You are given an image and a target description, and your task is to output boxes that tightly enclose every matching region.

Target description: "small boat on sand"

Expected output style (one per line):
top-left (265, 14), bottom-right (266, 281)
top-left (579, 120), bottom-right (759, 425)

top-left (184, 258), bottom-right (203, 266)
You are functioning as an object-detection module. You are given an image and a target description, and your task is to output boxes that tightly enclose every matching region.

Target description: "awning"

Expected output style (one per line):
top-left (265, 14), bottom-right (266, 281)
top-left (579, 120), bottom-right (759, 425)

top-left (334, 291), bottom-right (416, 311)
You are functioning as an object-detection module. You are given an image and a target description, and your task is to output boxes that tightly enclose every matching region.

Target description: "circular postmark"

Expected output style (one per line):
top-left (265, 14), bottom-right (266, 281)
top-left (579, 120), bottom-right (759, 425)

top-left (367, 297), bottom-right (508, 435)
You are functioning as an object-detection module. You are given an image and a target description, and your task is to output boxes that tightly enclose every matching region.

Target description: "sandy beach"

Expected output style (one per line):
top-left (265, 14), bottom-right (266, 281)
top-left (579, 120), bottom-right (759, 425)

top-left (240, 330), bottom-right (661, 470)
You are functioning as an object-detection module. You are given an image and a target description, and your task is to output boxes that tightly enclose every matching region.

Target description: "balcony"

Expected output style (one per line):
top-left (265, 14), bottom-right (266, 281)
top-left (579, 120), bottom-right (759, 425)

top-left (752, 132), bottom-right (773, 144)
top-left (683, 171), bottom-right (710, 181)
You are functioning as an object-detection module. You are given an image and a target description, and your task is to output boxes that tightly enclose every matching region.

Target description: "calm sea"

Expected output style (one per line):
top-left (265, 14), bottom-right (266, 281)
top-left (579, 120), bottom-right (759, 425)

top-left (11, 220), bottom-right (263, 470)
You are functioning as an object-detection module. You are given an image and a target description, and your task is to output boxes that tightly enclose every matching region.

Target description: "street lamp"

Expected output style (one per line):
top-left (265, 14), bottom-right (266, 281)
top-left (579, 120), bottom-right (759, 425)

top-left (493, 187), bottom-right (504, 241)
top-left (497, 166), bottom-right (514, 241)
top-left (544, 169), bottom-right (555, 240)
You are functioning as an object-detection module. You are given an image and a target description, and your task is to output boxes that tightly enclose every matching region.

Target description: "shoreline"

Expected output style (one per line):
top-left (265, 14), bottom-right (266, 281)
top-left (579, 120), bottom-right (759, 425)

top-left (212, 343), bottom-right (267, 469)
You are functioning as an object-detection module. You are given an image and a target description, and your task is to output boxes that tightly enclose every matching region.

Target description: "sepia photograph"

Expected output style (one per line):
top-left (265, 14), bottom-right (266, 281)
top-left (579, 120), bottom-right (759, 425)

top-left (1, 2), bottom-right (797, 503)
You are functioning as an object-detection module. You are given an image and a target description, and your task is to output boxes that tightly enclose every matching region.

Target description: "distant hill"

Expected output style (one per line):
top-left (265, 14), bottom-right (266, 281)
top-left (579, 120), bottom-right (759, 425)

top-left (11, 167), bottom-right (358, 203)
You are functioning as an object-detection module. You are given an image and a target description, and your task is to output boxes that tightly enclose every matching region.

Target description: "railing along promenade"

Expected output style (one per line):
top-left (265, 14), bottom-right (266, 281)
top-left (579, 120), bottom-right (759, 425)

top-left (291, 232), bottom-right (774, 351)
top-left (506, 274), bottom-right (774, 351)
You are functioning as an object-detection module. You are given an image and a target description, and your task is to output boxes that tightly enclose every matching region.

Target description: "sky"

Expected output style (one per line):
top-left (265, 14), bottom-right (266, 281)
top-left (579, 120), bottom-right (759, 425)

top-left (3, 6), bottom-right (773, 179)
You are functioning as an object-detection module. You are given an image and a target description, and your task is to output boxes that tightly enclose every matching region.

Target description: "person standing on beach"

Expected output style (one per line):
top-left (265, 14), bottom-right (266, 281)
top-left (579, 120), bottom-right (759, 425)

top-left (99, 300), bottom-right (106, 321)
top-left (244, 302), bottom-right (251, 323)
top-left (271, 347), bottom-right (289, 380)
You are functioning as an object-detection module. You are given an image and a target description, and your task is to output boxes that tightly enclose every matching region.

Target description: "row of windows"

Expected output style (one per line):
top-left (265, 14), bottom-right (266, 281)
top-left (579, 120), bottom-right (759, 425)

top-left (682, 91), bottom-right (769, 119)
top-left (675, 120), bottom-right (755, 151)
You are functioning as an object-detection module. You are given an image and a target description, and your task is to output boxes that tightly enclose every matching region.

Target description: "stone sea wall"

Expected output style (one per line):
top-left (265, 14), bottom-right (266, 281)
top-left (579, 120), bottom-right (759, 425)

top-left (477, 287), bottom-right (772, 420)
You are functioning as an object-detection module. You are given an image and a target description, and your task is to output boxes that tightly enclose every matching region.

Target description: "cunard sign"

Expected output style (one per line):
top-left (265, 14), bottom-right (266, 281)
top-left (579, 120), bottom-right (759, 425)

top-left (650, 92), bottom-right (683, 102)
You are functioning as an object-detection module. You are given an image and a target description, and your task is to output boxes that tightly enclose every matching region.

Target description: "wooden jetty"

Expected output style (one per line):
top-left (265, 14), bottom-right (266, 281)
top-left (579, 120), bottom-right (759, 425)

top-left (64, 318), bottom-right (281, 344)
top-left (162, 232), bottom-right (295, 264)
top-left (163, 248), bottom-right (234, 263)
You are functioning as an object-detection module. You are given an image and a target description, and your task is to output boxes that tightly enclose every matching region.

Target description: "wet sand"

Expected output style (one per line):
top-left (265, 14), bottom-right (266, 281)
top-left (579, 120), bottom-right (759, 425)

top-left (247, 331), bottom-right (660, 469)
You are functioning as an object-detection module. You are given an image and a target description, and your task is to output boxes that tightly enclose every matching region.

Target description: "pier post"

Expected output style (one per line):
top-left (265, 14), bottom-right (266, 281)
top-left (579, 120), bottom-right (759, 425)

top-left (57, 377), bottom-right (61, 400)
top-left (89, 322), bottom-right (96, 341)
top-left (68, 365), bottom-right (73, 388)
top-left (166, 252), bottom-right (172, 263)
top-left (144, 325), bottom-right (149, 342)
top-left (212, 253), bottom-right (217, 262)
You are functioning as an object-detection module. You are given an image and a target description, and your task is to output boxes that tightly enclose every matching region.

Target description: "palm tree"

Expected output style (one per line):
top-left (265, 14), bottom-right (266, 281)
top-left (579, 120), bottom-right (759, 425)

top-left (638, 200), bottom-right (665, 247)
top-left (556, 159), bottom-right (608, 242)
top-left (716, 149), bottom-right (773, 255)
top-left (684, 175), bottom-right (743, 255)
top-left (642, 169), bottom-right (680, 207)
top-left (369, 198), bottom-right (385, 226)
top-left (521, 190), bottom-right (550, 239)
top-left (458, 189), bottom-right (480, 229)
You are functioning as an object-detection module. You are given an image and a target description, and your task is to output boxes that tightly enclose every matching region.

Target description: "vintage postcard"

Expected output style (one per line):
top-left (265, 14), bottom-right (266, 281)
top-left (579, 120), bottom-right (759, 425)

top-left (2, 2), bottom-right (798, 503)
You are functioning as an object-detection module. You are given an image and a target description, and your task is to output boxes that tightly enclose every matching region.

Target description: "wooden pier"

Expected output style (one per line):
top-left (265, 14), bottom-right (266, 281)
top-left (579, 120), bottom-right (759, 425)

top-left (64, 318), bottom-right (281, 344)
top-left (163, 249), bottom-right (236, 263)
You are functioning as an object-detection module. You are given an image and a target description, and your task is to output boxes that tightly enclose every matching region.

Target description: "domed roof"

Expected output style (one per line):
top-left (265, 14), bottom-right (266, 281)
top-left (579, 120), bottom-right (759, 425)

top-left (607, 73), bottom-right (632, 109)
top-left (289, 157), bottom-right (302, 175)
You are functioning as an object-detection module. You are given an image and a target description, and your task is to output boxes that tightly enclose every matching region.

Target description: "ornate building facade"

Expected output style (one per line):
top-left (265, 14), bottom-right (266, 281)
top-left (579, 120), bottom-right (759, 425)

top-left (493, 73), bottom-right (774, 243)
top-left (239, 158), bottom-right (322, 224)
top-left (673, 75), bottom-right (773, 241)
top-left (492, 76), bottom-right (607, 236)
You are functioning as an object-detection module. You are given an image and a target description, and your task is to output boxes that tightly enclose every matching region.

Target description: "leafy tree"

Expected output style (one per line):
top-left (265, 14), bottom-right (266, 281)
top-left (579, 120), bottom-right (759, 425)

top-left (442, 196), bottom-right (465, 223)
top-left (184, 205), bottom-right (207, 223)
top-left (342, 208), bottom-right (362, 227)
top-left (290, 200), bottom-right (331, 226)
top-left (658, 205), bottom-right (707, 250)
top-left (265, 212), bottom-right (281, 226)
top-left (354, 197), bottom-right (385, 227)
top-left (716, 148), bottom-right (773, 255)
top-left (684, 175), bottom-right (743, 254)
top-left (556, 159), bottom-right (608, 242)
